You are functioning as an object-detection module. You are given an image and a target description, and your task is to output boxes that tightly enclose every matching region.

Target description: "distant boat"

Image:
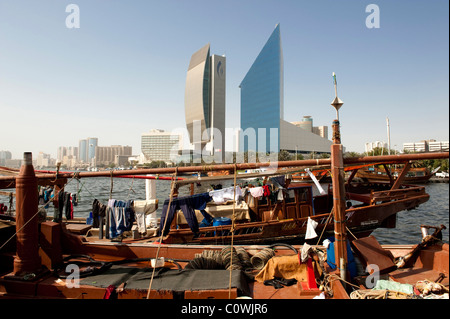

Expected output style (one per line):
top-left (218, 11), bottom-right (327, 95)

top-left (356, 166), bottom-right (438, 184)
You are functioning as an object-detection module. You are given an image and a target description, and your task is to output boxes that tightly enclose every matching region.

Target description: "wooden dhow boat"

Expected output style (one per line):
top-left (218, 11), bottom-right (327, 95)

top-left (356, 165), bottom-right (437, 184)
top-left (1, 89), bottom-right (448, 300)
top-left (154, 177), bottom-right (429, 245)
top-left (0, 154), bottom-right (443, 247)
top-left (0, 149), bottom-right (448, 300)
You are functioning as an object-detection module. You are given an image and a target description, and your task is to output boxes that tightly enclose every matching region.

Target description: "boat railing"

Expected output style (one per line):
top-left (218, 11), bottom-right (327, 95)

top-left (369, 185), bottom-right (426, 204)
top-left (173, 212), bottom-right (332, 243)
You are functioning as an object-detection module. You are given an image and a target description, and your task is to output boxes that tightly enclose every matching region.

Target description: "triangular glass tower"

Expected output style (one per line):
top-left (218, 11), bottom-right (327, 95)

top-left (240, 24), bottom-right (283, 153)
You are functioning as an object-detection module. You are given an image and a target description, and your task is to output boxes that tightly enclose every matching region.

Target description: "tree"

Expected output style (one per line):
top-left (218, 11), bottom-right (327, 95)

top-left (278, 150), bottom-right (293, 162)
top-left (344, 151), bottom-right (362, 158)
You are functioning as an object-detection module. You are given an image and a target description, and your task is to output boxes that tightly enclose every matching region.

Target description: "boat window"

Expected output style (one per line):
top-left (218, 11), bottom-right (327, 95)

top-left (285, 189), bottom-right (296, 203)
top-left (297, 188), bottom-right (310, 202)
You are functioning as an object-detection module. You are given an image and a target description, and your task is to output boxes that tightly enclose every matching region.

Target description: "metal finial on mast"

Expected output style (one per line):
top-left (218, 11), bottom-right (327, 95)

top-left (331, 72), bottom-right (344, 121)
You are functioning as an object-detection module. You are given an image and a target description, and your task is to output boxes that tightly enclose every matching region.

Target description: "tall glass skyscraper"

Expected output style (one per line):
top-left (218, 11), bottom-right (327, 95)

top-left (87, 137), bottom-right (98, 162)
top-left (240, 24), bottom-right (283, 153)
top-left (78, 139), bottom-right (87, 162)
top-left (185, 43), bottom-right (226, 162)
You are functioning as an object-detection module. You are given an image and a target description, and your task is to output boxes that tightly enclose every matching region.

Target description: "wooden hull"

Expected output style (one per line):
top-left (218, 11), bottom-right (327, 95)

top-left (160, 189), bottom-right (429, 245)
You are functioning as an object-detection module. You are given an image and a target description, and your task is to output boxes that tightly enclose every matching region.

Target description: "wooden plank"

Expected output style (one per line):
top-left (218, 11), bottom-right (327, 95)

top-left (351, 236), bottom-right (396, 274)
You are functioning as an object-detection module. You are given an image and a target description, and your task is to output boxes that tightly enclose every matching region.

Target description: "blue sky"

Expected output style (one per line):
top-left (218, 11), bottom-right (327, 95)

top-left (0, 0), bottom-right (448, 159)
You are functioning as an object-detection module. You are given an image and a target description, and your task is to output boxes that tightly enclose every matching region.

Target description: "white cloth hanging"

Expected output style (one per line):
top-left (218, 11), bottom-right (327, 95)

top-left (249, 186), bottom-right (264, 198)
top-left (305, 168), bottom-right (326, 195)
top-left (301, 243), bottom-right (312, 262)
top-left (209, 186), bottom-right (242, 204)
top-left (305, 217), bottom-right (318, 240)
top-left (133, 200), bottom-right (158, 233)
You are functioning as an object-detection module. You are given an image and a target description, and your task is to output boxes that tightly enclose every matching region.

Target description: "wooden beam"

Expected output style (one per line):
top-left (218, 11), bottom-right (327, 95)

top-left (391, 162), bottom-right (411, 190)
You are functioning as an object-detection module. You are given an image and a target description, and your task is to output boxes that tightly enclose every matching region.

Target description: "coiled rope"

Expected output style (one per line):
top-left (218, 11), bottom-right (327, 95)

top-left (184, 243), bottom-right (297, 273)
top-left (250, 248), bottom-right (275, 270)
top-left (349, 289), bottom-right (414, 299)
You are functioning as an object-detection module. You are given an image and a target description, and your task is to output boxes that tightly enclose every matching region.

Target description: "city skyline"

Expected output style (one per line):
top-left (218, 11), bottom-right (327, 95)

top-left (0, 1), bottom-right (448, 159)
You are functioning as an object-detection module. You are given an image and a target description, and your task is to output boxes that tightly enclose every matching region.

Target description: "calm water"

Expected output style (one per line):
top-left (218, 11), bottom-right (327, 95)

top-left (371, 182), bottom-right (449, 245)
top-left (1, 177), bottom-right (448, 245)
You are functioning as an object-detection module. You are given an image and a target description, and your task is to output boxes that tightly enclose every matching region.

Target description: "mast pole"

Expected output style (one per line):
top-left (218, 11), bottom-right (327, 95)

top-left (330, 73), bottom-right (347, 281)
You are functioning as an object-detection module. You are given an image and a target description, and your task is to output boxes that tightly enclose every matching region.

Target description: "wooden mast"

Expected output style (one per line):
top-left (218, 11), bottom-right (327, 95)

top-left (330, 73), bottom-right (347, 281)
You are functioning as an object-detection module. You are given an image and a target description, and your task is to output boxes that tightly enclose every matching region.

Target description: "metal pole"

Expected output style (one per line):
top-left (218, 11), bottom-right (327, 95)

top-left (387, 117), bottom-right (391, 155)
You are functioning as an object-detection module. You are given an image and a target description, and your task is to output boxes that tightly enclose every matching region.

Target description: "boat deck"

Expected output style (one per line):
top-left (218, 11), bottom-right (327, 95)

top-left (0, 256), bottom-right (322, 299)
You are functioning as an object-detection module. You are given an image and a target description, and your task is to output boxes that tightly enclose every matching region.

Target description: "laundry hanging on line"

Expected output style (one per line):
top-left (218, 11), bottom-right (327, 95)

top-left (208, 186), bottom-right (242, 204)
top-left (53, 191), bottom-right (75, 222)
top-left (158, 193), bottom-right (212, 236)
top-left (248, 186), bottom-right (264, 198)
top-left (133, 200), bottom-right (158, 234)
top-left (107, 199), bottom-right (135, 240)
top-left (92, 198), bottom-right (158, 239)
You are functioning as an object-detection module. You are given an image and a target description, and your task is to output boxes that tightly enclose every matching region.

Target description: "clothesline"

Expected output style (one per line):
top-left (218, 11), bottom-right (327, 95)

top-left (92, 198), bottom-right (158, 240)
top-left (158, 175), bottom-right (290, 236)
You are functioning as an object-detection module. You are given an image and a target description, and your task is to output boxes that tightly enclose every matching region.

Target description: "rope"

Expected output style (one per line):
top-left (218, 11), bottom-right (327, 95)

top-left (319, 273), bottom-right (360, 297)
top-left (222, 246), bottom-right (241, 270)
top-left (126, 176), bottom-right (136, 200)
top-left (185, 250), bottom-right (223, 270)
top-left (228, 164), bottom-right (238, 299)
top-left (109, 171), bottom-right (114, 200)
top-left (315, 208), bottom-right (334, 246)
top-left (146, 168), bottom-right (178, 299)
top-left (346, 226), bottom-right (358, 240)
top-left (349, 289), bottom-right (413, 299)
top-left (76, 178), bottom-right (95, 199)
top-left (250, 247), bottom-right (275, 269)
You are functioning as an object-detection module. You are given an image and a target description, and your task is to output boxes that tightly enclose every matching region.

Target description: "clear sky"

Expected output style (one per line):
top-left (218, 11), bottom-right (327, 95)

top-left (1, 0), bottom-right (448, 159)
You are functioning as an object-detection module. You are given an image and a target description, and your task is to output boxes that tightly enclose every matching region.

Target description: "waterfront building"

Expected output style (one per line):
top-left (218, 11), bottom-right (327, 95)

top-left (88, 137), bottom-right (98, 162)
top-left (185, 44), bottom-right (226, 162)
top-left (0, 151), bottom-right (12, 166)
top-left (57, 146), bottom-right (78, 164)
top-left (36, 152), bottom-right (52, 168)
top-left (78, 139), bottom-right (87, 162)
top-left (141, 129), bottom-right (183, 163)
top-left (95, 145), bottom-right (132, 166)
top-left (365, 141), bottom-right (388, 154)
top-left (239, 24), bottom-right (332, 155)
top-left (291, 116), bottom-right (329, 139)
top-left (62, 155), bottom-right (77, 169)
top-left (429, 141), bottom-right (449, 152)
top-left (57, 146), bottom-right (68, 162)
top-left (239, 24), bottom-right (283, 154)
top-left (403, 140), bottom-right (449, 153)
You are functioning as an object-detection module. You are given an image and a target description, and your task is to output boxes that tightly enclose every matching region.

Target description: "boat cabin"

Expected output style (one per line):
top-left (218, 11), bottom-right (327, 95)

top-left (249, 183), bottom-right (315, 222)
top-left (168, 182), bottom-right (321, 234)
